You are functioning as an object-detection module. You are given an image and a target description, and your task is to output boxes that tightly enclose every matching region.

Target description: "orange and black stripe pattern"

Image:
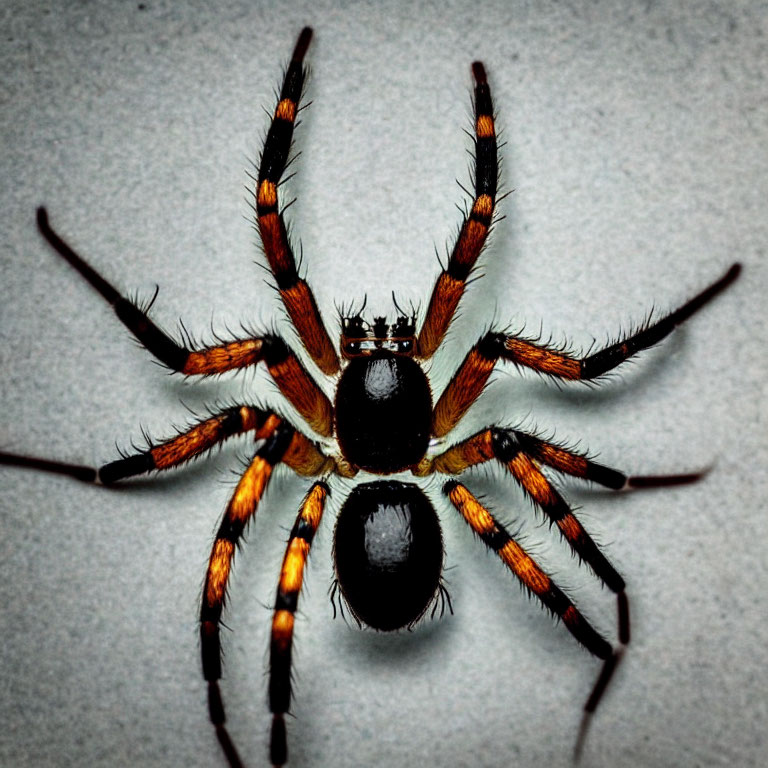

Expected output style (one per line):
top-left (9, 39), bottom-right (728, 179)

top-left (255, 28), bottom-right (339, 377)
top-left (182, 334), bottom-right (333, 437)
top-left (431, 332), bottom-right (503, 437)
top-left (1, 407), bottom-right (343, 486)
top-left (423, 426), bottom-right (628, 490)
top-left (182, 336), bottom-right (332, 437)
top-left (37, 207), bottom-right (335, 439)
top-left (260, 336), bottom-right (334, 437)
top-left (445, 481), bottom-right (611, 660)
top-left (511, 432), bottom-right (628, 489)
top-left (425, 427), bottom-right (626, 594)
top-left (269, 482), bottom-right (329, 767)
top-left (97, 406), bottom-right (280, 484)
top-left (200, 421), bottom-right (295, 766)
top-left (492, 429), bottom-right (625, 594)
top-left (417, 61), bottom-right (497, 360)
top-left (181, 333), bottom-right (333, 437)
top-left (433, 261), bottom-right (741, 435)
top-left (503, 263), bottom-right (741, 380)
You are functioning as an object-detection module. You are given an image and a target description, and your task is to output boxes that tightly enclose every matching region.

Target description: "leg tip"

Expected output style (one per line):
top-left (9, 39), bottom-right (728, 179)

top-left (725, 262), bottom-right (742, 283)
top-left (471, 61), bottom-right (487, 84)
top-left (36, 206), bottom-right (49, 229)
top-left (270, 713), bottom-right (287, 766)
top-left (293, 27), bottom-right (313, 61)
top-left (627, 468), bottom-right (709, 489)
top-left (215, 724), bottom-right (245, 768)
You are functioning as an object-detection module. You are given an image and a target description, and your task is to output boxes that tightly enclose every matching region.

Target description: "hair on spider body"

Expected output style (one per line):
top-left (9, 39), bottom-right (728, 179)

top-left (0, 24), bottom-right (742, 768)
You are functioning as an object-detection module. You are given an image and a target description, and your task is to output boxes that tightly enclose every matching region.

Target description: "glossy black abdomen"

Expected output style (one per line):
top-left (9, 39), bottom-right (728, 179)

top-left (335, 350), bottom-right (432, 473)
top-left (333, 481), bottom-right (443, 630)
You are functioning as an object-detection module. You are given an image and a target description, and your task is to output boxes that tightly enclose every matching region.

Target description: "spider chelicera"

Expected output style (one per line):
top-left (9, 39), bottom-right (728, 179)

top-left (1, 26), bottom-right (741, 768)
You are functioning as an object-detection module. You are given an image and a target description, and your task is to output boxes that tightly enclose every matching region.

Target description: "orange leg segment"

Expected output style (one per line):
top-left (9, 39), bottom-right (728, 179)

top-left (200, 420), bottom-right (296, 768)
top-left (445, 481), bottom-right (610, 658)
top-left (36, 207), bottom-right (333, 435)
top-left (254, 28), bottom-right (339, 376)
top-left (417, 61), bottom-right (498, 360)
top-left (268, 482), bottom-right (329, 766)
top-left (423, 427), bottom-right (625, 591)
top-left (431, 263), bottom-right (740, 436)
top-left (97, 406), bottom-right (280, 484)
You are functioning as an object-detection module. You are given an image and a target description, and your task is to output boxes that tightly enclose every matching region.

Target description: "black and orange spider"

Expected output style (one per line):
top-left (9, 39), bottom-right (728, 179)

top-left (1, 26), bottom-right (741, 768)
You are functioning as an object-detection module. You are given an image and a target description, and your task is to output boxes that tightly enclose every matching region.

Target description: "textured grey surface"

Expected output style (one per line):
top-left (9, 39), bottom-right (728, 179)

top-left (1, 2), bottom-right (767, 767)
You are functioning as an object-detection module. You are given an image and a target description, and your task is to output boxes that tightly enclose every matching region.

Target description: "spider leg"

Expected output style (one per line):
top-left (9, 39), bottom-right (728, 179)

top-left (254, 27), bottom-right (339, 376)
top-left (1, 407), bottom-right (338, 486)
top-left (422, 428), bottom-right (625, 592)
top-left (442, 453), bottom-right (629, 760)
top-left (431, 263), bottom-right (740, 436)
top-left (443, 480), bottom-right (619, 673)
top-left (504, 262), bottom-right (741, 380)
top-left (518, 430), bottom-right (708, 489)
top-left (201, 420), bottom-right (302, 768)
top-left (36, 208), bottom-right (333, 435)
top-left (0, 452), bottom-right (98, 483)
top-left (269, 482), bottom-right (329, 767)
top-left (422, 427), bottom-right (706, 490)
top-left (416, 60), bottom-right (498, 360)
top-left (421, 422), bottom-right (709, 745)
top-left (103, 407), bottom-right (283, 483)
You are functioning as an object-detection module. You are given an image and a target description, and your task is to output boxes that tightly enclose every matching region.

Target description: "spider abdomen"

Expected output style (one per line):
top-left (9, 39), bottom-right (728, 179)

top-left (333, 481), bottom-right (443, 631)
top-left (335, 350), bottom-right (431, 473)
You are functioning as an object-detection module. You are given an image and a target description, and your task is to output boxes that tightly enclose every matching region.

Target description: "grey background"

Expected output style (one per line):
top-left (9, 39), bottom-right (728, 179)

top-left (1, 1), bottom-right (766, 767)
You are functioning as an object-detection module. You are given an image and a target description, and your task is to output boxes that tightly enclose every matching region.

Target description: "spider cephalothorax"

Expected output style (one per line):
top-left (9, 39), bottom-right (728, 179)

top-left (335, 347), bottom-right (432, 473)
top-left (0, 25), bottom-right (740, 768)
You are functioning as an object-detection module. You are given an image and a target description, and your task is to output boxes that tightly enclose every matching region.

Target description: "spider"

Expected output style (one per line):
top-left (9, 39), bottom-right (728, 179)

top-left (1, 26), bottom-right (741, 768)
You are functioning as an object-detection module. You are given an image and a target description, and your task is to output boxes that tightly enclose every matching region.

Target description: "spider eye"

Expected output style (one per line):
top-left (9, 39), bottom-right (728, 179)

top-left (344, 341), bottom-right (361, 356)
top-left (397, 339), bottom-right (413, 354)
